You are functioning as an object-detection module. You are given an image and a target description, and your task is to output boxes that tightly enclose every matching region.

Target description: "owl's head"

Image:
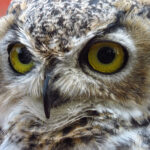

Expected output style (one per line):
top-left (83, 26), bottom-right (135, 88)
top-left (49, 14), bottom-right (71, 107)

top-left (0, 0), bottom-right (150, 130)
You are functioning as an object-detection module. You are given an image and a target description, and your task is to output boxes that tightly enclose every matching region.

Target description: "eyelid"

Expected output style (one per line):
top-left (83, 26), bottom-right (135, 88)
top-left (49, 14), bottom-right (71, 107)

top-left (7, 42), bottom-right (34, 58)
top-left (7, 42), bottom-right (23, 54)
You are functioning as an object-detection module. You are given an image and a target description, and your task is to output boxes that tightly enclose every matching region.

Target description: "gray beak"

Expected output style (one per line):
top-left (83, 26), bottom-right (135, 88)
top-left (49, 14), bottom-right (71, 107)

top-left (43, 73), bottom-right (51, 119)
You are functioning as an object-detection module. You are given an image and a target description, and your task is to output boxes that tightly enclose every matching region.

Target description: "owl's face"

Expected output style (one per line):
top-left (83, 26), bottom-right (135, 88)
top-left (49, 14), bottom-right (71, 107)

top-left (0, 0), bottom-right (150, 149)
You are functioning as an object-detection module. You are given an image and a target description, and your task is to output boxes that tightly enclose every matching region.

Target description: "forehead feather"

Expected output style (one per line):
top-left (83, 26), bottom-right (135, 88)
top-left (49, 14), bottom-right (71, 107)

top-left (7, 0), bottom-right (141, 52)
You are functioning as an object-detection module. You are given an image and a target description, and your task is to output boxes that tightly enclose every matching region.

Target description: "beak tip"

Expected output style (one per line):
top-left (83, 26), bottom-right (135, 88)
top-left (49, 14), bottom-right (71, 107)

top-left (45, 110), bottom-right (50, 119)
top-left (43, 99), bottom-right (51, 119)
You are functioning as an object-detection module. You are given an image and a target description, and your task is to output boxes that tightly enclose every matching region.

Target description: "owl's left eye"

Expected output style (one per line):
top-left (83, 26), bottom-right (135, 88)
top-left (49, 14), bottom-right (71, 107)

top-left (8, 43), bottom-right (34, 74)
top-left (87, 41), bottom-right (128, 74)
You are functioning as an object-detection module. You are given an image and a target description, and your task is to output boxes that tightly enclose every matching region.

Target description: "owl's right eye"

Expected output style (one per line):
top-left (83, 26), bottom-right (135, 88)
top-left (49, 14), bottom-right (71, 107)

top-left (8, 43), bottom-right (34, 74)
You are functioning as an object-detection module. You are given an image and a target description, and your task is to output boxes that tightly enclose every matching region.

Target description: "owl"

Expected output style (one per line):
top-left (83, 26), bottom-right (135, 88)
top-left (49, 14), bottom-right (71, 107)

top-left (0, 0), bottom-right (150, 149)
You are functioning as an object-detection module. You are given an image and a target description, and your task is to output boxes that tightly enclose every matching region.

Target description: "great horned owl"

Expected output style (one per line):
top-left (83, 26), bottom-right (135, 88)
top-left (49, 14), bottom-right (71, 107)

top-left (0, 0), bottom-right (150, 149)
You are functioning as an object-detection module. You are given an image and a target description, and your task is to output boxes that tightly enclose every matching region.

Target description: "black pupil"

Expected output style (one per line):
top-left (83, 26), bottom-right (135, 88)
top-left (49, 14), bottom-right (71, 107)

top-left (18, 47), bottom-right (32, 64)
top-left (97, 47), bottom-right (116, 64)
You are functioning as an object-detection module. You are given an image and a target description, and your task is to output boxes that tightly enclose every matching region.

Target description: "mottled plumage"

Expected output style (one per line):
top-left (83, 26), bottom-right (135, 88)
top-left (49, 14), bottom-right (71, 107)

top-left (0, 0), bottom-right (150, 149)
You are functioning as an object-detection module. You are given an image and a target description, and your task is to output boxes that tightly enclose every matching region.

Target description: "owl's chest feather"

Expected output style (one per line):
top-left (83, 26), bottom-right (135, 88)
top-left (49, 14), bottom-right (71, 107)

top-left (1, 108), bottom-right (150, 150)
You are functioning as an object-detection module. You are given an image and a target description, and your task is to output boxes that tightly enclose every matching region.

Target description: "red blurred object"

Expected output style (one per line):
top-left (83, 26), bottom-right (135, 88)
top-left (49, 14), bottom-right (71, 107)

top-left (0, 0), bottom-right (11, 17)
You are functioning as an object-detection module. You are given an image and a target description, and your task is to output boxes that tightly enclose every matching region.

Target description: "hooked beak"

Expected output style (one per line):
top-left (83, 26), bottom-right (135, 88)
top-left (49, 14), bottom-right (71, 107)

top-left (43, 73), bottom-right (51, 119)
top-left (43, 58), bottom-right (61, 119)
top-left (43, 70), bottom-right (60, 119)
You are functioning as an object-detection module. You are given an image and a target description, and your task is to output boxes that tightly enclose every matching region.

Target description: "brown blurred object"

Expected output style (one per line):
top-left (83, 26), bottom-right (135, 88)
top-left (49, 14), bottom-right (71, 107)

top-left (0, 0), bottom-right (11, 17)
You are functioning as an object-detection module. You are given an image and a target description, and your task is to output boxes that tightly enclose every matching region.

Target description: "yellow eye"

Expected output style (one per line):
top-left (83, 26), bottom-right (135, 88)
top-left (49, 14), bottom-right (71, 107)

top-left (9, 44), bottom-right (34, 74)
top-left (88, 42), bottom-right (128, 74)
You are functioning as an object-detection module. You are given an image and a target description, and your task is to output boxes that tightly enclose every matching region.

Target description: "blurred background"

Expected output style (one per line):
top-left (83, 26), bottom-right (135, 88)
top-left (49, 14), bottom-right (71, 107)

top-left (0, 0), bottom-right (11, 17)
